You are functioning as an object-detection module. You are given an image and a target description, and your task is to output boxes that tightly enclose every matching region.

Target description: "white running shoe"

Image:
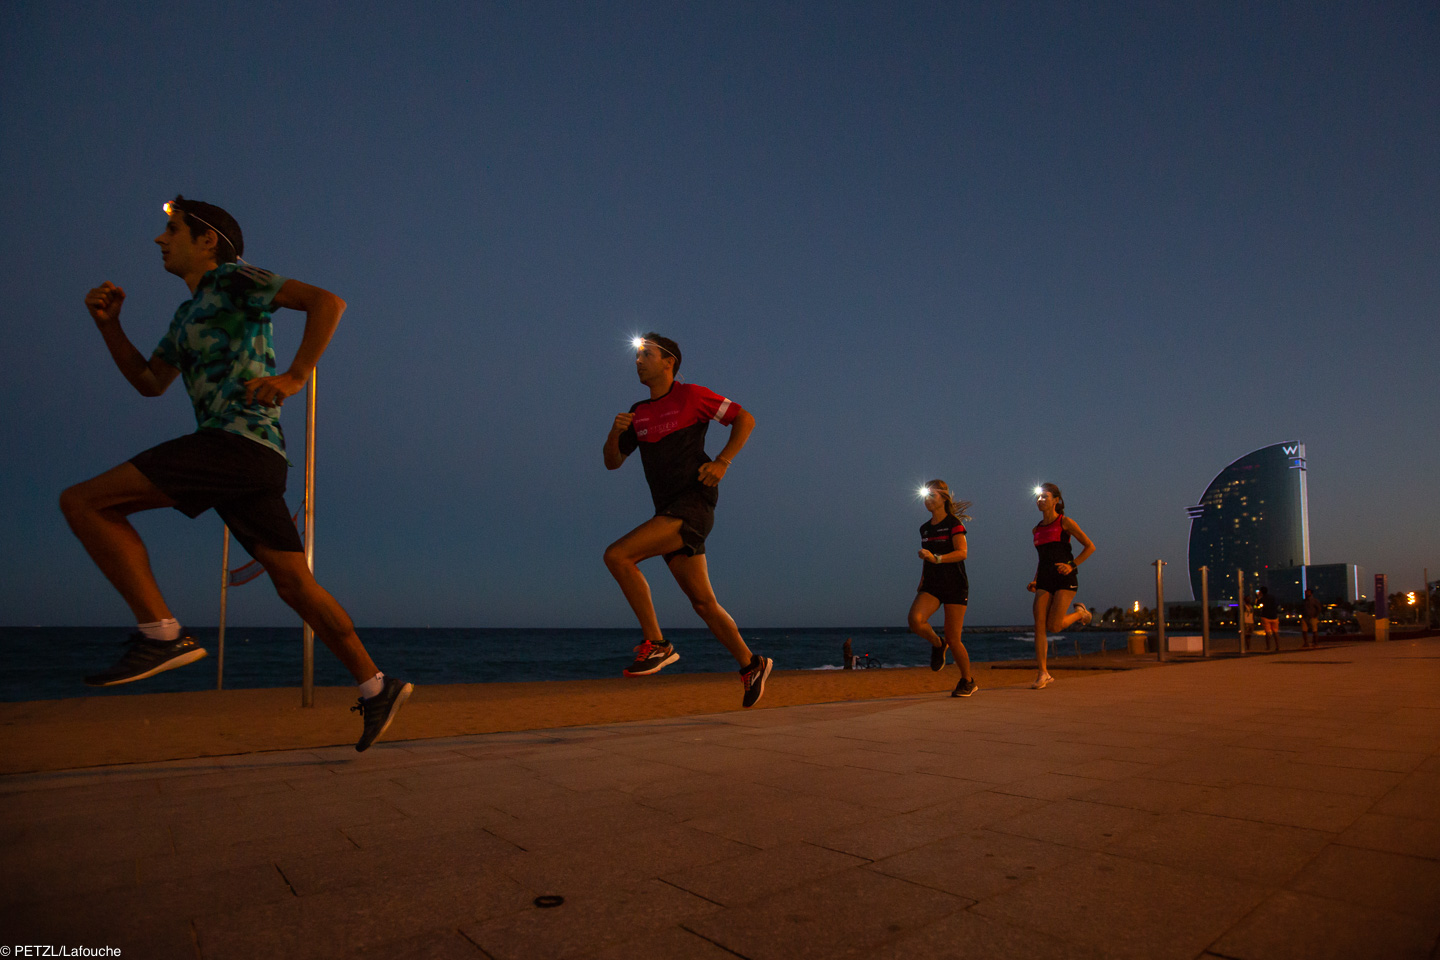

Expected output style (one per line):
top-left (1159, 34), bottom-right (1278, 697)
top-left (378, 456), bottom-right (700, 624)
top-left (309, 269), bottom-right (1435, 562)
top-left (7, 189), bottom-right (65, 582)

top-left (1031, 673), bottom-right (1054, 689)
top-left (1074, 602), bottom-right (1093, 627)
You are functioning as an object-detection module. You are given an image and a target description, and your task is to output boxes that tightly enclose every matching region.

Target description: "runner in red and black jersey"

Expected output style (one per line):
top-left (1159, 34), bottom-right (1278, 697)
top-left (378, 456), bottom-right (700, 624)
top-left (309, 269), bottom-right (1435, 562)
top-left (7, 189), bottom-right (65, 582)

top-left (602, 334), bottom-right (773, 707)
top-left (1027, 482), bottom-right (1096, 689)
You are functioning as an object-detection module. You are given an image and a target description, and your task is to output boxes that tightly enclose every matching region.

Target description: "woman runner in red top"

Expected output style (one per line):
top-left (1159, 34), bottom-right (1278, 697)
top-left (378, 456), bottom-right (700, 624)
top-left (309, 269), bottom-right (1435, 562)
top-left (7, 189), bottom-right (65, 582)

top-left (908, 480), bottom-right (977, 697)
top-left (1028, 483), bottom-right (1095, 689)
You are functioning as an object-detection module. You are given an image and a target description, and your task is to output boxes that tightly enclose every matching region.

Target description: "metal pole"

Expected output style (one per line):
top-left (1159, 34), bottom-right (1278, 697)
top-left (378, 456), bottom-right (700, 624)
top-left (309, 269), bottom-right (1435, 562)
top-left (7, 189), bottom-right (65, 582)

top-left (302, 369), bottom-right (317, 708)
top-left (218, 526), bottom-right (230, 690)
top-left (1200, 565), bottom-right (1210, 658)
top-left (1237, 568), bottom-right (1247, 657)
top-left (1154, 559), bottom-right (1167, 662)
top-left (1425, 568), bottom-right (1431, 628)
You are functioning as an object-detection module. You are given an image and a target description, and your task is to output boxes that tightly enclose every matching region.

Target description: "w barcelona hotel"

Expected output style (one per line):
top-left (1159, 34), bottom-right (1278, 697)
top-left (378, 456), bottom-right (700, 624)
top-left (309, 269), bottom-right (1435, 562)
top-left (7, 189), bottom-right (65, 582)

top-left (1185, 441), bottom-right (1364, 604)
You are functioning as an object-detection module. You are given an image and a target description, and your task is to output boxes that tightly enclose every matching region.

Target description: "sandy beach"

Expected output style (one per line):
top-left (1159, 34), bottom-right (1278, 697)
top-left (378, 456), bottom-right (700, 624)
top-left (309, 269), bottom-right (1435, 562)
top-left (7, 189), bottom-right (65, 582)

top-left (0, 660), bottom-right (1139, 774)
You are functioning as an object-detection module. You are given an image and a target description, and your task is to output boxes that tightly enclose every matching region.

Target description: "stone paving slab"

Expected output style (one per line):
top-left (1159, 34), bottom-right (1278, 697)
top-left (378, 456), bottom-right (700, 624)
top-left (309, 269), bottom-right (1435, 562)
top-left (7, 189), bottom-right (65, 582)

top-left (2, 638), bottom-right (1440, 958)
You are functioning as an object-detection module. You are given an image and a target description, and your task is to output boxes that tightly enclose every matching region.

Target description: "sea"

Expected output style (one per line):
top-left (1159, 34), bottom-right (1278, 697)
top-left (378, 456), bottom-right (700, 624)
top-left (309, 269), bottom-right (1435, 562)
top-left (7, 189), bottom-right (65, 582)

top-left (0, 626), bottom-right (1137, 703)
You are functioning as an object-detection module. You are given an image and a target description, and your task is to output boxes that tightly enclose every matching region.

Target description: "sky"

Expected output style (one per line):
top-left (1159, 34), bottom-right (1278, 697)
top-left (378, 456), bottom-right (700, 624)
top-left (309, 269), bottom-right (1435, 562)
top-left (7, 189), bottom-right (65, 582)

top-left (2, 1), bottom-right (1436, 629)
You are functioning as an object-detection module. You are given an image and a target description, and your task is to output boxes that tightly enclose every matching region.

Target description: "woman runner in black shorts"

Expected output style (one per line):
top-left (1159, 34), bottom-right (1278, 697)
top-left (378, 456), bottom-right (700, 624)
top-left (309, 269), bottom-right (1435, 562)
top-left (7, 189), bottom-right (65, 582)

top-left (908, 480), bottom-right (978, 698)
top-left (1028, 482), bottom-right (1095, 689)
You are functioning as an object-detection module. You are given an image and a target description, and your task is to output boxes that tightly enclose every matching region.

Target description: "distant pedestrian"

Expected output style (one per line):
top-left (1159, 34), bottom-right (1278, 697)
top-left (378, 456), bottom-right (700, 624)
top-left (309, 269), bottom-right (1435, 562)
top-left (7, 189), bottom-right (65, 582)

top-left (64, 196), bottom-right (411, 751)
top-left (1028, 483), bottom-right (1095, 689)
top-left (1257, 586), bottom-right (1281, 651)
top-left (1301, 588), bottom-right (1322, 648)
top-left (907, 481), bottom-right (977, 698)
top-left (842, 637), bottom-right (856, 670)
top-left (602, 334), bottom-right (773, 707)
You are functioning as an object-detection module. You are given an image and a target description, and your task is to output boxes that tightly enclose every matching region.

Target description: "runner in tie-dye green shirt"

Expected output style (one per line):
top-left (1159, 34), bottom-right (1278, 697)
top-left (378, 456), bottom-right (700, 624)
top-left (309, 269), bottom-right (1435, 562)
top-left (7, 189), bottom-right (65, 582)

top-left (152, 262), bottom-right (291, 457)
top-left (67, 195), bottom-right (413, 752)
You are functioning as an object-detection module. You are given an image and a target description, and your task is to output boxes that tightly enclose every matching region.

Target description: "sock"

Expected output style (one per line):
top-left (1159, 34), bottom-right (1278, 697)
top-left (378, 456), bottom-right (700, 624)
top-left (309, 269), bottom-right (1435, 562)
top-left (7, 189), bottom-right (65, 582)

top-left (358, 672), bottom-right (385, 699)
top-left (138, 618), bottom-right (181, 642)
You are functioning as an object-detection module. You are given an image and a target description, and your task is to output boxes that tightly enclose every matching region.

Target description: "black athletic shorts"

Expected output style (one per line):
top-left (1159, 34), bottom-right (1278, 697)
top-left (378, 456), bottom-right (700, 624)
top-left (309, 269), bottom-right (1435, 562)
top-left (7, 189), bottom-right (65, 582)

top-left (659, 487), bottom-right (716, 560)
top-left (1034, 562), bottom-right (1079, 594)
top-left (920, 569), bottom-right (969, 606)
top-left (129, 430), bottom-right (304, 557)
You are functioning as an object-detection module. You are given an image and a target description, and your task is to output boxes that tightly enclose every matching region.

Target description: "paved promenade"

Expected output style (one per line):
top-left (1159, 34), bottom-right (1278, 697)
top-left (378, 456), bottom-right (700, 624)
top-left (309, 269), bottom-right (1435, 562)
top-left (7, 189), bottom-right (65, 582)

top-left (4, 638), bottom-right (1439, 959)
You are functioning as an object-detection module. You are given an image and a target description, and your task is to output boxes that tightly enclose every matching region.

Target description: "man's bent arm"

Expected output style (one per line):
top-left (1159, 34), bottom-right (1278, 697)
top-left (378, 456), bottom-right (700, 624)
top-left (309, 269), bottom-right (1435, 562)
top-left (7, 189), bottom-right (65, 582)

top-left (604, 413), bottom-right (633, 470)
top-left (85, 282), bottom-right (178, 396)
top-left (715, 408), bottom-right (755, 464)
top-left (99, 324), bottom-right (180, 396)
top-left (697, 408), bottom-right (755, 486)
top-left (245, 280), bottom-right (345, 404)
top-left (273, 279), bottom-right (345, 380)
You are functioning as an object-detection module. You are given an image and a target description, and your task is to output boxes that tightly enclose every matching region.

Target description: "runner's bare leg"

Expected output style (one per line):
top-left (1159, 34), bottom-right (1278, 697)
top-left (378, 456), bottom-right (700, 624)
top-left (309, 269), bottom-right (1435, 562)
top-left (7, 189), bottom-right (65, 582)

top-left (668, 551), bottom-right (754, 666)
top-left (943, 602), bottom-right (973, 681)
top-left (603, 515), bottom-right (688, 648)
top-left (1033, 589), bottom-right (1053, 680)
top-left (1046, 588), bottom-right (1082, 634)
top-left (253, 544), bottom-right (378, 682)
top-left (59, 463), bottom-right (176, 623)
top-left (908, 592), bottom-right (945, 649)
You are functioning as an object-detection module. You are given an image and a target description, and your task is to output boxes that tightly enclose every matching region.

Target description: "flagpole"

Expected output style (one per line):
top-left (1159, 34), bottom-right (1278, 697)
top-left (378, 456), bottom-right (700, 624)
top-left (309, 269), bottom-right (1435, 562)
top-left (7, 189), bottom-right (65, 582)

top-left (217, 526), bottom-right (230, 690)
top-left (302, 368), bottom-right (317, 708)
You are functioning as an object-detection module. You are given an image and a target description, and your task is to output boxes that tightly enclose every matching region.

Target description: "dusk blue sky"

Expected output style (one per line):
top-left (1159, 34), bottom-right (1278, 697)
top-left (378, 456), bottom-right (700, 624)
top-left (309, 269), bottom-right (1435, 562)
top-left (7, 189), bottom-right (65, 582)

top-left (3, 2), bottom-right (1436, 629)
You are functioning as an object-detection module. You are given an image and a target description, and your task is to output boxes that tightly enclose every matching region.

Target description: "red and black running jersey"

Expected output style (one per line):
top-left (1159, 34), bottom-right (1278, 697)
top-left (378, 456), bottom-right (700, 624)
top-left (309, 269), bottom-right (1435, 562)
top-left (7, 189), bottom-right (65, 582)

top-left (921, 516), bottom-right (966, 557)
top-left (618, 382), bottom-right (741, 511)
top-left (1033, 515), bottom-right (1074, 566)
top-left (1033, 515), bottom-right (1066, 546)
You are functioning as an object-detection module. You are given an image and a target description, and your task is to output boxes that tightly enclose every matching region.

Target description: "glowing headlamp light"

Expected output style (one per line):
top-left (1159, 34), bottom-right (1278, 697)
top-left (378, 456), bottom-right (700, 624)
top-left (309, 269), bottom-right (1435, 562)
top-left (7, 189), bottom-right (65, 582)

top-left (629, 335), bottom-right (678, 360)
top-left (1034, 486), bottom-right (1044, 497)
top-left (918, 486), bottom-right (932, 498)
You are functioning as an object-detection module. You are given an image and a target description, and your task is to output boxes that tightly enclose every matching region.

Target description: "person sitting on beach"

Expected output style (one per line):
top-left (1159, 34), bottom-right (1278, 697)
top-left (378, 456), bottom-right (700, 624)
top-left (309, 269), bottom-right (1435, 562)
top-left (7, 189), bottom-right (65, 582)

top-left (602, 334), bottom-right (773, 707)
top-left (1257, 586), bottom-right (1281, 651)
top-left (908, 481), bottom-right (977, 698)
top-left (1301, 588), bottom-right (1322, 648)
top-left (63, 196), bottom-right (411, 752)
top-left (1027, 483), bottom-right (1095, 689)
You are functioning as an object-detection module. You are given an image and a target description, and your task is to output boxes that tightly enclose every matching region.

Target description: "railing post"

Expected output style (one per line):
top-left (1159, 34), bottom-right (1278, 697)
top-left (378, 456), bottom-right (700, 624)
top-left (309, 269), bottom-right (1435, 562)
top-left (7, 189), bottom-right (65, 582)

top-left (1154, 559), bottom-right (1167, 662)
top-left (302, 369), bottom-right (317, 708)
top-left (1200, 565), bottom-right (1210, 658)
top-left (217, 526), bottom-right (230, 690)
top-left (1237, 568), bottom-right (1247, 657)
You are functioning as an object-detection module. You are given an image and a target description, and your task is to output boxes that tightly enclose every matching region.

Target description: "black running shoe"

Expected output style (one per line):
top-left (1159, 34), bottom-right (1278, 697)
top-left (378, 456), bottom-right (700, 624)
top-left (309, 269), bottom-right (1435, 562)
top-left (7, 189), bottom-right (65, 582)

top-left (84, 632), bottom-right (208, 687)
top-left (624, 641), bottom-right (679, 677)
top-left (353, 677), bottom-right (414, 752)
top-left (951, 678), bottom-right (978, 698)
top-left (740, 655), bottom-right (773, 708)
top-left (930, 644), bottom-right (947, 671)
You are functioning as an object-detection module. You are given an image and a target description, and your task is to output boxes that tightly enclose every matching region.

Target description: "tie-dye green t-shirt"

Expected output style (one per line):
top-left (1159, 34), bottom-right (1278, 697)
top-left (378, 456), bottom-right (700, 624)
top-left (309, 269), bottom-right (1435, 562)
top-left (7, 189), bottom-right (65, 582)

top-left (152, 263), bottom-right (290, 457)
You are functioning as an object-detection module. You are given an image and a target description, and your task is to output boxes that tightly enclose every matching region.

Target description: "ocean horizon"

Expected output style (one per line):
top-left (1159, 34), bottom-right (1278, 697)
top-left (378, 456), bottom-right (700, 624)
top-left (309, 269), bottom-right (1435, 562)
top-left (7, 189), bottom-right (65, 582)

top-left (1, 625), bottom-right (1138, 703)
